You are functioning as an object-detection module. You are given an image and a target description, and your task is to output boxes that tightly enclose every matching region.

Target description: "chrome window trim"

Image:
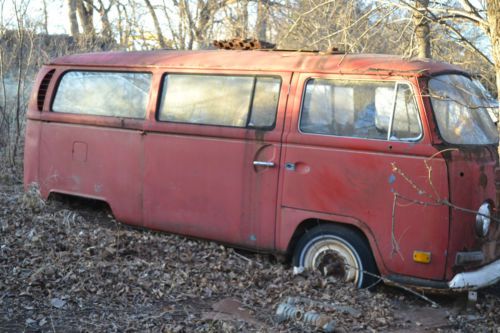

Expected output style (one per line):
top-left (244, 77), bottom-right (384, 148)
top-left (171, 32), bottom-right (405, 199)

top-left (389, 82), bottom-right (424, 142)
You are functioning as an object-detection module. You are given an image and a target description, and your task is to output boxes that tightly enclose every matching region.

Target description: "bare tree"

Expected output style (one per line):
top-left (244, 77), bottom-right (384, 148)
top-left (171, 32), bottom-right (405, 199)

top-left (77, 0), bottom-right (96, 37)
top-left (391, 0), bottom-right (500, 107)
top-left (68, 0), bottom-right (80, 37)
top-left (486, 0), bottom-right (500, 101)
top-left (413, 0), bottom-right (430, 58)
top-left (96, 0), bottom-right (114, 41)
top-left (144, 0), bottom-right (168, 48)
top-left (256, 0), bottom-right (269, 40)
top-left (42, 0), bottom-right (49, 34)
top-left (234, 0), bottom-right (248, 37)
top-left (0, 0), bottom-right (36, 167)
top-left (276, 0), bottom-right (400, 52)
top-left (116, 1), bottom-right (129, 46)
top-left (157, 0), bottom-right (230, 49)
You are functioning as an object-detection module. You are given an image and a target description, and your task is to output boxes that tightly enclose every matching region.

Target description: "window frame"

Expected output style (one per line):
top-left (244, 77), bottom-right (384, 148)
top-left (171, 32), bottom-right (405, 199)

top-left (298, 77), bottom-right (423, 142)
top-left (50, 69), bottom-right (153, 119)
top-left (387, 82), bottom-right (424, 142)
top-left (156, 72), bottom-right (282, 131)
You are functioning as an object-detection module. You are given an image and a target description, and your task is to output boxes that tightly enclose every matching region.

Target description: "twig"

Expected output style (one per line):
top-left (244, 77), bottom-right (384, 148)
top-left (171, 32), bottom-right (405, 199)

top-left (281, 0), bottom-right (337, 40)
top-left (395, 192), bottom-right (443, 207)
top-left (138, 311), bottom-right (170, 322)
top-left (336, 52), bottom-right (348, 68)
top-left (391, 193), bottom-right (404, 261)
top-left (391, 162), bottom-right (435, 200)
top-left (285, 296), bottom-right (363, 317)
top-left (365, 270), bottom-right (440, 308)
top-left (423, 149), bottom-right (458, 201)
top-left (441, 199), bottom-right (500, 223)
top-left (309, 5), bottom-right (386, 47)
top-left (342, 263), bottom-right (440, 308)
top-left (233, 251), bottom-right (264, 268)
top-left (390, 191), bottom-right (444, 262)
top-left (50, 315), bottom-right (56, 333)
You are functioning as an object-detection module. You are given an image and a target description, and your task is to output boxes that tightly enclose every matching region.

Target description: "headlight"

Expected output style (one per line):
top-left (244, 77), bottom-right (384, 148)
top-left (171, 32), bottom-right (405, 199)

top-left (475, 202), bottom-right (491, 237)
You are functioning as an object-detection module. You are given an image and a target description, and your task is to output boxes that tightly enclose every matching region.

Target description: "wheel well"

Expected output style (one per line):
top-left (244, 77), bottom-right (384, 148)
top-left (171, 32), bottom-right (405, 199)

top-left (47, 192), bottom-right (113, 215)
top-left (286, 219), bottom-right (372, 261)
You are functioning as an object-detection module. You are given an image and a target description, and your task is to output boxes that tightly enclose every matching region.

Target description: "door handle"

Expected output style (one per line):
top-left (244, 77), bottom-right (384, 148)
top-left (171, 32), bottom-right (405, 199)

top-left (253, 161), bottom-right (275, 167)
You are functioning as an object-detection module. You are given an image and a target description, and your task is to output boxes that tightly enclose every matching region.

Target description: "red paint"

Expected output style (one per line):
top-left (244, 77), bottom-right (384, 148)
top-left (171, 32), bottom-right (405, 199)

top-left (445, 148), bottom-right (499, 279)
top-left (24, 50), bottom-right (500, 288)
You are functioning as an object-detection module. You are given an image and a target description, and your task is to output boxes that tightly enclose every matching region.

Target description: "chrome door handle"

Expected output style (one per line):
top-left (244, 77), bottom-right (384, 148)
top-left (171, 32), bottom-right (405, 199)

top-left (253, 161), bottom-right (275, 167)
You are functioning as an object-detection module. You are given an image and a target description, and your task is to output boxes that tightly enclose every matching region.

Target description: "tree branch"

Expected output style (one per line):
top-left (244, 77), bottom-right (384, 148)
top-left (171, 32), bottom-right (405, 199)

top-left (383, 0), bottom-right (494, 66)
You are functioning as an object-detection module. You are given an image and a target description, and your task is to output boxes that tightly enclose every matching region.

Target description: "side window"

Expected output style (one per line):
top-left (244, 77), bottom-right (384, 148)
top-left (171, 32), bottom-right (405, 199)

top-left (158, 74), bottom-right (280, 129)
top-left (249, 77), bottom-right (281, 128)
top-left (300, 79), bottom-right (421, 141)
top-left (391, 84), bottom-right (422, 140)
top-left (52, 71), bottom-right (151, 118)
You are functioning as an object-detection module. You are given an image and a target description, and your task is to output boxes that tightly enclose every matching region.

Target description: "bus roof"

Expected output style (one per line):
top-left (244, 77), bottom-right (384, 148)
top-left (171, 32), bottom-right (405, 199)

top-left (50, 50), bottom-right (465, 76)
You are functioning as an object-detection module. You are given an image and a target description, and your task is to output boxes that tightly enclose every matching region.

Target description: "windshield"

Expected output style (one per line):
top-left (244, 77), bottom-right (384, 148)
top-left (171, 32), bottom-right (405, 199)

top-left (429, 74), bottom-right (498, 145)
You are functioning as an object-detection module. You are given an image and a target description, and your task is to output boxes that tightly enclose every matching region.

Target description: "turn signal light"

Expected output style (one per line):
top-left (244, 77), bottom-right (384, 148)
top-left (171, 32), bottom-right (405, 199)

top-left (413, 251), bottom-right (431, 264)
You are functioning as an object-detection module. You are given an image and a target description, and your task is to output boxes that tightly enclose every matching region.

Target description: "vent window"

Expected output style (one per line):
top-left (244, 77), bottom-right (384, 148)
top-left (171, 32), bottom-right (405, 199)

top-left (37, 70), bottom-right (55, 111)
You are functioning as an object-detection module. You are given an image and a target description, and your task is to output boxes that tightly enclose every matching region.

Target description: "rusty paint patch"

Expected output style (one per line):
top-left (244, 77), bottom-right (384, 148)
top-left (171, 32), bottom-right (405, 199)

top-left (72, 141), bottom-right (87, 162)
top-left (479, 173), bottom-right (488, 189)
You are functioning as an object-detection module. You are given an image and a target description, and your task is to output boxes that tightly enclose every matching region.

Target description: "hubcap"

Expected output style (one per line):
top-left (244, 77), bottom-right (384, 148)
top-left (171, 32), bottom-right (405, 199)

top-left (303, 237), bottom-right (360, 283)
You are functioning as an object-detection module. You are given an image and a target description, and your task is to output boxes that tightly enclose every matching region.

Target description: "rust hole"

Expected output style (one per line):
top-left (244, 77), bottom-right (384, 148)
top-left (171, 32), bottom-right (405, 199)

top-left (316, 251), bottom-right (346, 279)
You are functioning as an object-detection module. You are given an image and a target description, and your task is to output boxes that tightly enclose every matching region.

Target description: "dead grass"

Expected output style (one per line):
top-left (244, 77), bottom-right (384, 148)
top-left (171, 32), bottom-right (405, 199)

top-left (0, 179), bottom-right (499, 332)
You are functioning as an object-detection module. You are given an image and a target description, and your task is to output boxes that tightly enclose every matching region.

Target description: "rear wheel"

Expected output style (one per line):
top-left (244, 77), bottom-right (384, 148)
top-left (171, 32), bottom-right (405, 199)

top-left (292, 224), bottom-right (378, 288)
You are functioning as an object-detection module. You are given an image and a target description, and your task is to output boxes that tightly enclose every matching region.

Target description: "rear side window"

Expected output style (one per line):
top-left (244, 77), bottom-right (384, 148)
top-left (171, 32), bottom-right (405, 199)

top-left (300, 79), bottom-right (422, 141)
top-left (158, 74), bottom-right (281, 129)
top-left (52, 71), bottom-right (152, 118)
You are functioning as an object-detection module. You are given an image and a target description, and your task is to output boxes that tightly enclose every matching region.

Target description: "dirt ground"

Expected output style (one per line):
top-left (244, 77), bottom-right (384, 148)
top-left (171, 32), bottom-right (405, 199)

top-left (1, 177), bottom-right (500, 332)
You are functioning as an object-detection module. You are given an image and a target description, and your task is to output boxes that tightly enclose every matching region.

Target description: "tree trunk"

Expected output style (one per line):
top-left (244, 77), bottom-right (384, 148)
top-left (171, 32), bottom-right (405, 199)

top-left (234, 0), bottom-right (248, 37)
top-left (117, 3), bottom-right (125, 46)
top-left (42, 0), bottom-right (49, 34)
top-left (194, 0), bottom-right (214, 48)
top-left (486, 0), bottom-right (500, 133)
top-left (76, 0), bottom-right (95, 37)
top-left (144, 0), bottom-right (168, 48)
top-left (413, 0), bottom-right (431, 58)
top-left (68, 0), bottom-right (80, 37)
top-left (487, 0), bottom-right (500, 96)
top-left (256, 0), bottom-right (268, 40)
top-left (97, 0), bottom-right (113, 41)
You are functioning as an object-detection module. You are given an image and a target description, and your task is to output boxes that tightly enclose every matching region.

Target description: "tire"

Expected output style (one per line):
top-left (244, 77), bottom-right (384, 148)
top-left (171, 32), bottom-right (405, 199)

top-left (292, 224), bottom-right (379, 288)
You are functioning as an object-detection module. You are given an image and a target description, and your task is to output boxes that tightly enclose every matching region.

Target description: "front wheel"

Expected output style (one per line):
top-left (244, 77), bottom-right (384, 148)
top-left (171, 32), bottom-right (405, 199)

top-left (292, 225), bottom-right (378, 288)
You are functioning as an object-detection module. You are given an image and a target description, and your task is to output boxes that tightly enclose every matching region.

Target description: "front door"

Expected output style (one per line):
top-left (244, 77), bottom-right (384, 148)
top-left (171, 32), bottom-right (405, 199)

top-left (143, 71), bottom-right (290, 250)
top-left (281, 73), bottom-right (450, 280)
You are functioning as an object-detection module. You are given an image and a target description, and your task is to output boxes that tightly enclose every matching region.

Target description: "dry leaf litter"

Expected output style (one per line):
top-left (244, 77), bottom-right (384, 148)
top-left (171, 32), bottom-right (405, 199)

top-left (1, 178), bottom-right (500, 332)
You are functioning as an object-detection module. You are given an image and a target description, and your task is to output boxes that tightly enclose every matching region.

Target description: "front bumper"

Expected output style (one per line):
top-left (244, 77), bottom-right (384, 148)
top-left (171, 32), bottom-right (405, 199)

top-left (448, 258), bottom-right (500, 290)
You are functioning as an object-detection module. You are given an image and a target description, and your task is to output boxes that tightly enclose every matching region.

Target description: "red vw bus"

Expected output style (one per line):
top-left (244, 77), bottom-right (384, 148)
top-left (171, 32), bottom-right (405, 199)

top-left (24, 49), bottom-right (500, 290)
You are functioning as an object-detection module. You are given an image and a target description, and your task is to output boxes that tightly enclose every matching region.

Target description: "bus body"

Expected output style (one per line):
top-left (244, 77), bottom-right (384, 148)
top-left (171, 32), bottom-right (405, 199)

top-left (24, 50), bottom-right (500, 290)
